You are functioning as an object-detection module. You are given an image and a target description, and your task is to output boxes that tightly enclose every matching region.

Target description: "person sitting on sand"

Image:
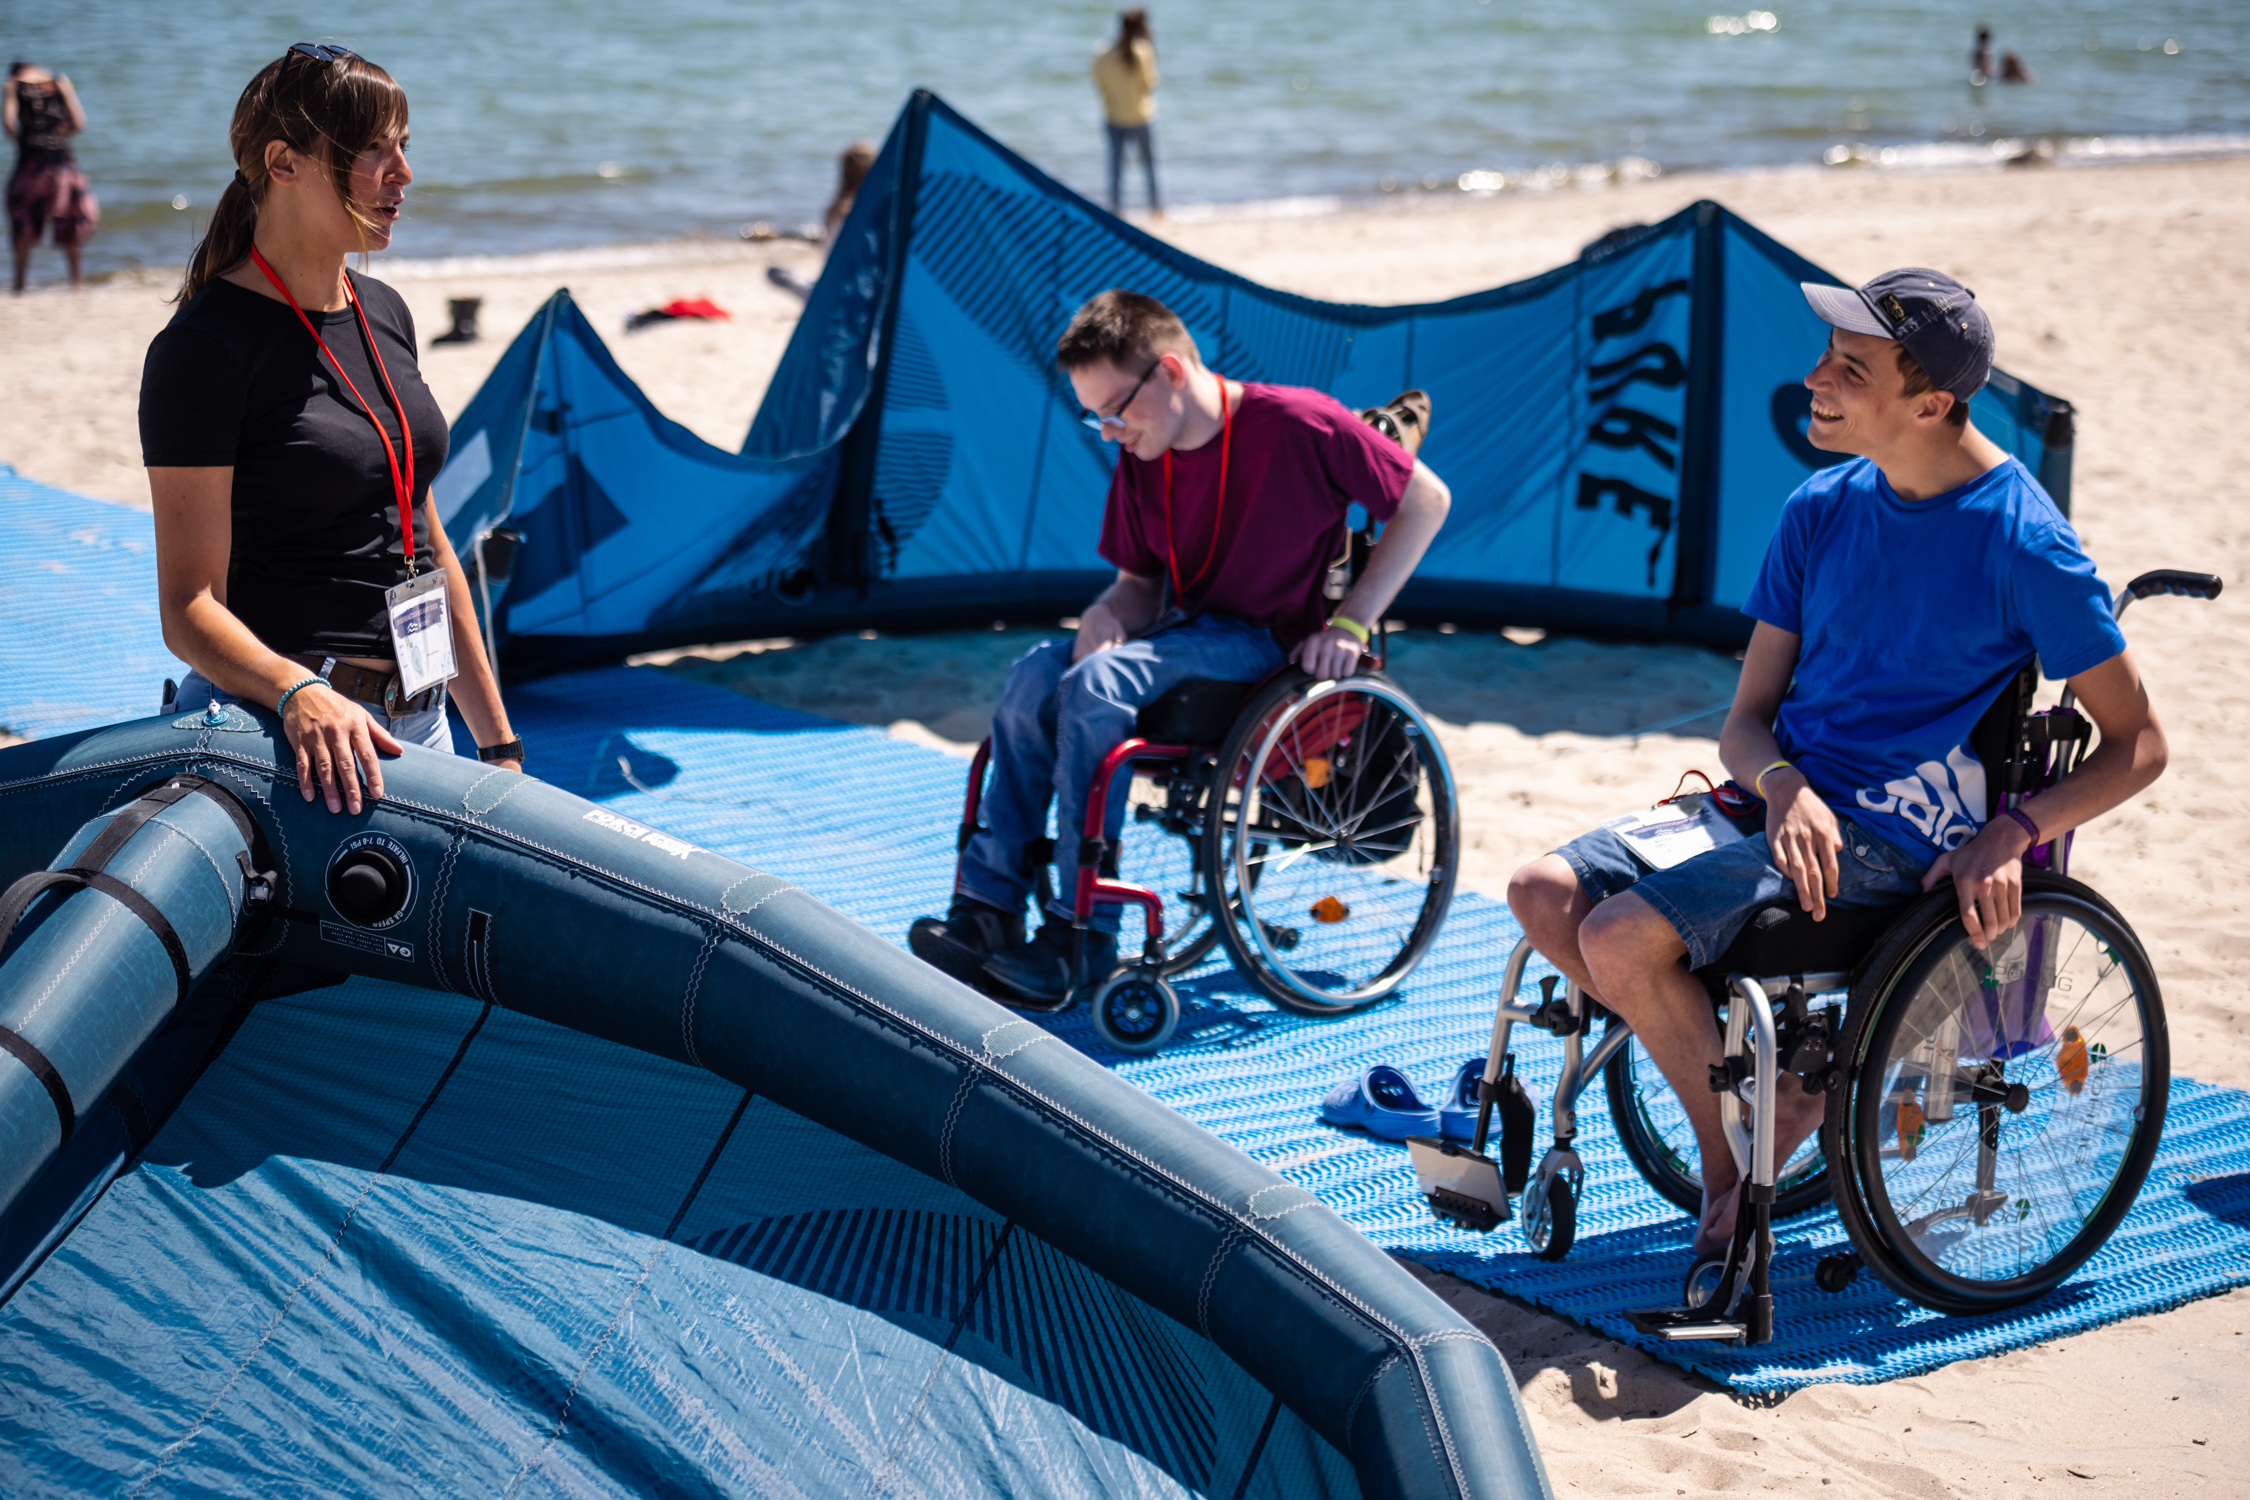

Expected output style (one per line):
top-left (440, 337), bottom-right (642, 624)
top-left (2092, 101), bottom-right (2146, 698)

top-left (910, 288), bottom-right (1452, 1004)
top-left (1505, 268), bottom-right (2166, 1262)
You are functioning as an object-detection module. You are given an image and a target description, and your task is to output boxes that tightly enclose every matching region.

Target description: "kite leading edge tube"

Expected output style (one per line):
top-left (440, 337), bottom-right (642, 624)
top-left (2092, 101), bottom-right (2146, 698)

top-left (0, 706), bottom-right (1550, 1500)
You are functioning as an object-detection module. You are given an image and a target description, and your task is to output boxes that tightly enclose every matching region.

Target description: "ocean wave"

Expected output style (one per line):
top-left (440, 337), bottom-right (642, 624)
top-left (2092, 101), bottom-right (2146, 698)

top-left (370, 235), bottom-right (777, 280)
top-left (1820, 131), bottom-right (2250, 171)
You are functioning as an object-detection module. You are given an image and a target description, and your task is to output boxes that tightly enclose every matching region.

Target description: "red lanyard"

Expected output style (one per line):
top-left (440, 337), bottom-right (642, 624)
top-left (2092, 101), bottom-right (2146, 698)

top-left (1159, 376), bottom-right (1230, 601)
top-left (249, 246), bottom-right (418, 571)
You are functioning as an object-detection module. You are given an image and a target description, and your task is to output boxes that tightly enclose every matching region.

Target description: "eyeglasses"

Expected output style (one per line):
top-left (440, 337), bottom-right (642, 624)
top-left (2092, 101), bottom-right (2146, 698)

top-left (1081, 357), bottom-right (1163, 431)
top-left (288, 42), bottom-right (360, 64)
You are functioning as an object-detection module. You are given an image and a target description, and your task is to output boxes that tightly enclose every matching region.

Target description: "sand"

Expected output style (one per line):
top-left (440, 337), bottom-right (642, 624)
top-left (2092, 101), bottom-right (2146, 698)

top-left (6, 155), bottom-right (2248, 1496)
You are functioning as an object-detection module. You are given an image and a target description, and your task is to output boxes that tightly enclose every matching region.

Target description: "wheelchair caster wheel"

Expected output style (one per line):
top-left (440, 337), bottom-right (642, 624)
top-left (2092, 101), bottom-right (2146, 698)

top-left (1523, 1172), bottom-right (1577, 1261)
top-left (1089, 968), bottom-right (1180, 1055)
top-left (1682, 1256), bottom-right (1728, 1310)
top-left (1814, 1251), bottom-right (1862, 1294)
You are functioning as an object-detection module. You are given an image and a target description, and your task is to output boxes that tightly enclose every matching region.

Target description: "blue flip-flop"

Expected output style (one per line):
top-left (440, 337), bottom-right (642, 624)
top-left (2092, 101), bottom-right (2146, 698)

top-left (1320, 1065), bottom-right (1442, 1142)
top-left (1437, 1056), bottom-right (1488, 1142)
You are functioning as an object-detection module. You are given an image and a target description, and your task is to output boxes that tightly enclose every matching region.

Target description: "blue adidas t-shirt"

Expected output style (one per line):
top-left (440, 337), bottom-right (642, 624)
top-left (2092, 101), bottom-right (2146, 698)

top-left (1742, 456), bottom-right (2125, 858)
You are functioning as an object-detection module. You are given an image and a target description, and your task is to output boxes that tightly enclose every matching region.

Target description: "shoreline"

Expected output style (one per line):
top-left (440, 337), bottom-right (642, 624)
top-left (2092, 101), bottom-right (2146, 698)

top-left (21, 134), bottom-right (2250, 296)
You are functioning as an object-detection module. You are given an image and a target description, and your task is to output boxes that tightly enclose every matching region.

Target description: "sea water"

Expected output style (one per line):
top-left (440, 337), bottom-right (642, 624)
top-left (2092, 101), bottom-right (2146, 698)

top-left (6, 0), bottom-right (2246, 282)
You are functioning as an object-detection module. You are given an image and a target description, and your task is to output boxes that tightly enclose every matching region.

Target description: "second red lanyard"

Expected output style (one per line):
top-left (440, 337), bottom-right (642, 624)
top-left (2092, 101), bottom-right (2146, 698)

top-left (250, 246), bottom-right (419, 571)
top-left (1160, 375), bottom-right (1231, 602)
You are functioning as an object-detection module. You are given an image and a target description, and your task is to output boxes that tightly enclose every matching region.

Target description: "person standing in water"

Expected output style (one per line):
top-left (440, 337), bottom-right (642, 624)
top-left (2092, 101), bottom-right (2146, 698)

top-left (5, 59), bottom-right (99, 291)
top-left (1092, 9), bottom-right (1160, 217)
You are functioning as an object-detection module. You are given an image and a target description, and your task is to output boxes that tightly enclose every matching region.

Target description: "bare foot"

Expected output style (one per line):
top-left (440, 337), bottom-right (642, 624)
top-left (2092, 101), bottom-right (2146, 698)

top-left (1691, 1086), bottom-right (1831, 1257)
top-left (1692, 1182), bottom-right (1739, 1260)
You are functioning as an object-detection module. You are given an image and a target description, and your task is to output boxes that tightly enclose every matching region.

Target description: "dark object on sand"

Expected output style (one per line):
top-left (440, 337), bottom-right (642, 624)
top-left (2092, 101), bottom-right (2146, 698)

top-left (625, 296), bottom-right (731, 332)
top-left (766, 264), bottom-right (815, 301)
top-left (429, 296), bottom-right (482, 346)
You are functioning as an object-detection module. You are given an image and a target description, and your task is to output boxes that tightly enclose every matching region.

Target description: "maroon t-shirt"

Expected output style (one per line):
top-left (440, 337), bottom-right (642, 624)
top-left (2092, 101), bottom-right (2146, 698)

top-left (1097, 382), bottom-right (1414, 651)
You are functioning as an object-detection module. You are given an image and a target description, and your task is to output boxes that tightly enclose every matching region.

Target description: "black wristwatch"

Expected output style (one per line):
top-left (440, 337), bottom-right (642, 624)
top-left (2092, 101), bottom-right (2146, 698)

top-left (477, 737), bottom-right (526, 764)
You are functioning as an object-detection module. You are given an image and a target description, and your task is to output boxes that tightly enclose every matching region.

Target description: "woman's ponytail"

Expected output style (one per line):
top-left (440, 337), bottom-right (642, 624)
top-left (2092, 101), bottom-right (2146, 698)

top-left (177, 168), bottom-right (259, 305)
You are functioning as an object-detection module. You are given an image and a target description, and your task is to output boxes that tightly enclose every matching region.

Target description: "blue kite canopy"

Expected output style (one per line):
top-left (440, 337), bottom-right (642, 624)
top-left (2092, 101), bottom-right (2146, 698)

top-left (433, 89), bottom-right (2075, 677)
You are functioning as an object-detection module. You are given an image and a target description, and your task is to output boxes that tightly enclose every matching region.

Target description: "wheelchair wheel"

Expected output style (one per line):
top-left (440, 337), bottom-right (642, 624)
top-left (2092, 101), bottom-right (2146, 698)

top-left (1115, 801), bottom-right (1227, 976)
top-left (1087, 968), bottom-right (1181, 1055)
top-left (1603, 1015), bottom-right (1832, 1219)
top-left (1203, 671), bottom-right (1459, 1016)
top-left (1524, 1170), bottom-right (1578, 1261)
top-left (1826, 876), bottom-right (2167, 1315)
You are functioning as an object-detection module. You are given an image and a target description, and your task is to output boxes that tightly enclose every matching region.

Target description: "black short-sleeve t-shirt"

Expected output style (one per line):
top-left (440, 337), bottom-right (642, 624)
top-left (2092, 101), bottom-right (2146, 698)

top-left (139, 272), bottom-right (449, 658)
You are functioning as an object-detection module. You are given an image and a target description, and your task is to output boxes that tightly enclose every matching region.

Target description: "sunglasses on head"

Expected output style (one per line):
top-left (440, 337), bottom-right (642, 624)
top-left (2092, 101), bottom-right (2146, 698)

top-left (1081, 356), bottom-right (1163, 431)
top-left (288, 42), bottom-right (360, 64)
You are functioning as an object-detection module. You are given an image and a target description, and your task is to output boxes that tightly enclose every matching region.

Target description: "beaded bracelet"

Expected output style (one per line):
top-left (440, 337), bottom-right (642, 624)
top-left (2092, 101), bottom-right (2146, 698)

top-left (274, 676), bottom-right (323, 715)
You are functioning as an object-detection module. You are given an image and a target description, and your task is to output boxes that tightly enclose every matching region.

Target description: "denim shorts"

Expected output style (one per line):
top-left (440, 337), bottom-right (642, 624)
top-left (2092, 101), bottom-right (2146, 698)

top-left (1557, 813), bottom-right (1930, 970)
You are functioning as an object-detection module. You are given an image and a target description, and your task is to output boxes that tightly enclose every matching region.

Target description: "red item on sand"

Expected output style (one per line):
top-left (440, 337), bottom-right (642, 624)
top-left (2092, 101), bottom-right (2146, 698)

top-left (658, 297), bottom-right (730, 321)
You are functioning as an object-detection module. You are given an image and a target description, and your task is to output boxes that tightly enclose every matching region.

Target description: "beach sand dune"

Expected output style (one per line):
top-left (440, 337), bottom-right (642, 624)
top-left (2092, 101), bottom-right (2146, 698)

top-left (5, 157), bottom-right (2247, 1496)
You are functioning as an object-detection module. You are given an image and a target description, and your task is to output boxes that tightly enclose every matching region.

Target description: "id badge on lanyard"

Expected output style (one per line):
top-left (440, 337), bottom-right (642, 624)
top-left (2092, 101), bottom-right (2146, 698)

top-left (386, 569), bottom-right (456, 698)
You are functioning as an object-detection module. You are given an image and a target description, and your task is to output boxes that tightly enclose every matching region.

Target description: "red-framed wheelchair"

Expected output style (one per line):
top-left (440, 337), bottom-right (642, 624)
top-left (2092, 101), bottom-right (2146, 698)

top-left (952, 641), bottom-right (1462, 1054)
top-left (1417, 567), bottom-right (2219, 1344)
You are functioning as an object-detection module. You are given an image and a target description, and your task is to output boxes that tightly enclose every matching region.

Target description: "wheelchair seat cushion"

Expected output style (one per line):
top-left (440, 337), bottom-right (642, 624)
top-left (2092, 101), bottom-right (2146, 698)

top-left (1694, 899), bottom-right (1904, 988)
top-left (1133, 677), bottom-right (1256, 743)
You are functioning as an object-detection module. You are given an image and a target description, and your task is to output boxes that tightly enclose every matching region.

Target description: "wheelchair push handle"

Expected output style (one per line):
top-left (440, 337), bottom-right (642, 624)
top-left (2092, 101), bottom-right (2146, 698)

top-left (2115, 569), bottom-right (2222, 619)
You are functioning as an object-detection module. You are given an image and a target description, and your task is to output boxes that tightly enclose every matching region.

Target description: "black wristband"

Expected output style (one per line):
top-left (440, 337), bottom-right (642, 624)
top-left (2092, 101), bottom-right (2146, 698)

top-left (477, 737), bottom-right (525, 764)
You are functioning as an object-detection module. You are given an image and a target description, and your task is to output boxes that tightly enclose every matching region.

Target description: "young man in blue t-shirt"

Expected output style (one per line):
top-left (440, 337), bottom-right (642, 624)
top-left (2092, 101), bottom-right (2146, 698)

top-left (1507, 268), bottom-right (2169, 1258)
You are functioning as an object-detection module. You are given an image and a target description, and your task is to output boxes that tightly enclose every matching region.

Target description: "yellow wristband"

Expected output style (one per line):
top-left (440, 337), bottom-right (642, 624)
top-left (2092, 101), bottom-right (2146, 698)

top-left (1754, 759), bottom-right (1795, 799)
top-left (1329, 614), bottom-right (1371, 645)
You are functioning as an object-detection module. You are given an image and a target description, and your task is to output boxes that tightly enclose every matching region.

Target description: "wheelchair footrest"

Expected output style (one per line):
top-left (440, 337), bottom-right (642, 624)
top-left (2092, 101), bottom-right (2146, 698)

top-left (1425, 1186), bottom-right (1507, 1233)
top-left (1625, 1306), bottom-right (1748, 1342)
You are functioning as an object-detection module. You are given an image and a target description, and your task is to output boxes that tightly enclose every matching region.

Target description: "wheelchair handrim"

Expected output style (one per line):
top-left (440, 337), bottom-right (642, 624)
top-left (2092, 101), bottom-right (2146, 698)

top-left (1843, 888), bottom-right (2167, 1309)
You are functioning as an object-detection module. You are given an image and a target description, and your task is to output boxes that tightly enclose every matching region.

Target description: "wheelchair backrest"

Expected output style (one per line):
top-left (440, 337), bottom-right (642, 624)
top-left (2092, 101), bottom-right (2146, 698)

top-left (1966, 661), bottom-right (2038, 820)
top-left (1967, 659), bottom-right (2093, 819)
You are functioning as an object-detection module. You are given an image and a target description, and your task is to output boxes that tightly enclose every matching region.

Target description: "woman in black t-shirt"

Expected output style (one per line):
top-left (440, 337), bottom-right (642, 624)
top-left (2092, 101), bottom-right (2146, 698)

top-left (142, 46), bottom-right (518, 816)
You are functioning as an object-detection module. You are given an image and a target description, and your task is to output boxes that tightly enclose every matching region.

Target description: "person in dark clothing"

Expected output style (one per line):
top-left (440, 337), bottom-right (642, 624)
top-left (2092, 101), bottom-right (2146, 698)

top-left (5, 59), bottom-right (98, 291)
top-left (141, 45), bottom-right (520, 817)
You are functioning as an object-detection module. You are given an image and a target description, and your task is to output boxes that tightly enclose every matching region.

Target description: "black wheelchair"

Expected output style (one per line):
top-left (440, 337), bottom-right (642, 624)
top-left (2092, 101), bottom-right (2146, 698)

top-left (1417, 568), bottom-right (2218, 1343)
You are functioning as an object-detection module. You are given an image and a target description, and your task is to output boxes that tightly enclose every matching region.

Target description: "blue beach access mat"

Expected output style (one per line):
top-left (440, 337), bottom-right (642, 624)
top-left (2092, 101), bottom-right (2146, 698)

top-left (2, 469), bottom-right (2247, 1468)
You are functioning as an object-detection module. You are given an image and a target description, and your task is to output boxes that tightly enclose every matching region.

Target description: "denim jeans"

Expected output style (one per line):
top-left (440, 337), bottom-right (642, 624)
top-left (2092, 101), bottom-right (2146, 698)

top-left (167, 669), bottom-right (457, 754)
top-left (959, 614), bottom-right (1282, 932)
top-left (1105, 122), bottom-right (1159, 213)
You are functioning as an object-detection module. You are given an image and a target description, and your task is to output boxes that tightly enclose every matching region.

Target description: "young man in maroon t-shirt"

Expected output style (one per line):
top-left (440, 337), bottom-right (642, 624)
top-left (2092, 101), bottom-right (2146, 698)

top-left (910, 289), bottom-right (1453, 1003)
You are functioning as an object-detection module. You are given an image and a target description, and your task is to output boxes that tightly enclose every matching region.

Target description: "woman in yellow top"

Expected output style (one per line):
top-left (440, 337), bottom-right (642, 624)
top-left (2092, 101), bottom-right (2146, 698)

top-left (1090, 9), bottom-right (1160, 216)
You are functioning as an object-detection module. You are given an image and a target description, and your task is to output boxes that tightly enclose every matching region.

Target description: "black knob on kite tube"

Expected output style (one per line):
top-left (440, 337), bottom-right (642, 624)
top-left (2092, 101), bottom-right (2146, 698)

top-left (328, 847), bottom-right (406, 926)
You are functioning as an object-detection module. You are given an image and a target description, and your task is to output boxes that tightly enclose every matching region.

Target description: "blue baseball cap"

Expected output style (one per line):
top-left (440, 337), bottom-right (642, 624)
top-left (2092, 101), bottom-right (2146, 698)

top-left (1801, 268), bottom-right (1994, 402)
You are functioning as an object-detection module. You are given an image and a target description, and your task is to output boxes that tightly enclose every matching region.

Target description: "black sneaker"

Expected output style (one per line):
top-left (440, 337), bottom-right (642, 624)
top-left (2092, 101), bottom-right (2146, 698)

top-left (982, 920), bottom-right (1119, 1008)
top-left (908, 896), bottom-right (1024, 986)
